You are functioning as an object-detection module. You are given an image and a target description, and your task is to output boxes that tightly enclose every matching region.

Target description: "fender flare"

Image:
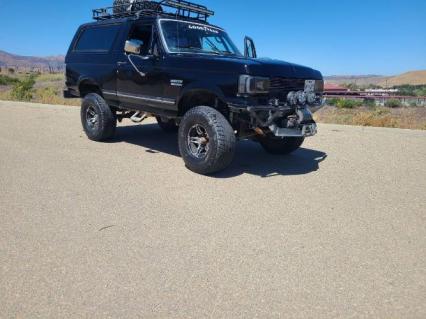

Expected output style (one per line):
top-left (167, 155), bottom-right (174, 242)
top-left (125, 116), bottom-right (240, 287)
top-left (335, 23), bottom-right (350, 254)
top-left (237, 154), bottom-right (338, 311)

top-left (77, 76), bottom-right (101, 96)
top-left (177, 82), bottom-right (227, 108)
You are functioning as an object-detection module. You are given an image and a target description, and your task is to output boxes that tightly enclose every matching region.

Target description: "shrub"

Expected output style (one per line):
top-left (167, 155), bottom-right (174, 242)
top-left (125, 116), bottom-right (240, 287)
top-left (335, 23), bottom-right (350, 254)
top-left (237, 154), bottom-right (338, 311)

top-left (0, 74), bottom-right (19, 86)
top-left (336, 98), bottom-right (363, 109)
top-left (385, 99), bottom-right (402, 108)
top-left (395, 85), bottom-right (426, 97)
top-left (10, 75), bottom-right (36, 101)
top-left (326, 98), bottom-right (339, 106)
top-left (414, 87), bottom-right (426, 97)
top-left (326, 98), bottom-right (363, 109)
top-left (363, 98), bottom-right (376, 108)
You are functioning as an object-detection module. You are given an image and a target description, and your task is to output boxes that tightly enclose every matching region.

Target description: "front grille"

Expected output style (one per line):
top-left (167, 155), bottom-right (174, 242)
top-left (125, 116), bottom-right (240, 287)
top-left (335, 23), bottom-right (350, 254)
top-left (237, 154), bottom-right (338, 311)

top-left (268, 78), bottom-right (305, 102)
top-left (270, 78), bottom-right (306, 91)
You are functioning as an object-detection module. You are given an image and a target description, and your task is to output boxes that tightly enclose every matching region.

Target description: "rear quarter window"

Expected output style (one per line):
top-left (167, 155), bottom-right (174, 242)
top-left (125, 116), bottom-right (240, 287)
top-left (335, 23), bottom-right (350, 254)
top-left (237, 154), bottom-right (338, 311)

top-left (74, 25), bottom-right (121, 52)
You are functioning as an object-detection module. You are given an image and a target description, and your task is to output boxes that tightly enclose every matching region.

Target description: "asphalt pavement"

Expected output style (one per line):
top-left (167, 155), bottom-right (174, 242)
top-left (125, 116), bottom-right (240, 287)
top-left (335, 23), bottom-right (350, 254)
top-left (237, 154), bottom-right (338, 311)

top-left (1, 101), bottom-right (425, 318)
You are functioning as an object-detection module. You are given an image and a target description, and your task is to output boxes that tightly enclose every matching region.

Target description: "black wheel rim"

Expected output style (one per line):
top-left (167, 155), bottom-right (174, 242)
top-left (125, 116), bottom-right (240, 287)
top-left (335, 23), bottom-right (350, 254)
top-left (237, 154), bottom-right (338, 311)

top-left (187, 124), bottom-right (210, 159)
top-left (86, 105), bottom-right (99, 130)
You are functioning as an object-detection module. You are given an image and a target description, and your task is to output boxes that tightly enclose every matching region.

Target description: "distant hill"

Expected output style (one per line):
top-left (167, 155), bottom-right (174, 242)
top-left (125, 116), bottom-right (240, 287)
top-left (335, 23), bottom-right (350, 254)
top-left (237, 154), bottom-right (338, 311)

top-left (325, 75), bottom-right (389, 87)
top-left (379, 70), bottom-right (426, 87)
top-left (0, 50), bottom-right (64, 73)
top-left (325, 71), bottom-right (426, 87)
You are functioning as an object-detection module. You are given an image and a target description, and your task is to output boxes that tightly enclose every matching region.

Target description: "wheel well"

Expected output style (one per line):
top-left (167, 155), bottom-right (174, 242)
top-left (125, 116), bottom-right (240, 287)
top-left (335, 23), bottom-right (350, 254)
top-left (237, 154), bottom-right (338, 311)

top-left (79, 81), bottom-right (102, 98)
top-left (178, 90), bottom-right (228, 117)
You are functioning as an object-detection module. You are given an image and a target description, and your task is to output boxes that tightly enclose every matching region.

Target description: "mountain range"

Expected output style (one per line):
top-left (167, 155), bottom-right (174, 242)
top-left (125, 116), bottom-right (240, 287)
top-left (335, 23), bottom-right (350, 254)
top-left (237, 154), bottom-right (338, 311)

top-left (325, 71), bottom-right (426, 87)
top-left (0, 50), bottom-right (65, 72)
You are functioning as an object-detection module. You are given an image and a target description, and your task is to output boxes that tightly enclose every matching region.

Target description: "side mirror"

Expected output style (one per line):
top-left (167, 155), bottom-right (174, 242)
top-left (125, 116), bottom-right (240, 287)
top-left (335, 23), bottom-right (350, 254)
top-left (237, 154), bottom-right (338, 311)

top-left (244, 36), bottom-right (257, 59)
top-left (125, 39), bottom-right (143, 54)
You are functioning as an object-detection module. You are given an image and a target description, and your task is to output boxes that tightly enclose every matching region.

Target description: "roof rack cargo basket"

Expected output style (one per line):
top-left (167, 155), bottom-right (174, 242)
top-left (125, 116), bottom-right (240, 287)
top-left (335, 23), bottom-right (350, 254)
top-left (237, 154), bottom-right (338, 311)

top-left (93, 0), bottom-right (214, 22)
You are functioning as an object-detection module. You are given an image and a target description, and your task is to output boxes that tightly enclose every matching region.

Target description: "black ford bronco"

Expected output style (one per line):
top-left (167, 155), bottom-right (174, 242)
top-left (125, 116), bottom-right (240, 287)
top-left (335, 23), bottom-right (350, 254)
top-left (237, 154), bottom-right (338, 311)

top-left (64, 0), bottom-right (324, 174)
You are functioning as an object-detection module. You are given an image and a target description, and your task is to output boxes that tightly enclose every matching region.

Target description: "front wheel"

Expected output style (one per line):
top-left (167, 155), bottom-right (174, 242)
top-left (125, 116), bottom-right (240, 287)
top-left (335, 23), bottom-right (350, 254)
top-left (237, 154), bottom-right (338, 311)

top-left (258, 136), bottom-right (305, 155)
top-left (178, 106), bottom-right (236, 175)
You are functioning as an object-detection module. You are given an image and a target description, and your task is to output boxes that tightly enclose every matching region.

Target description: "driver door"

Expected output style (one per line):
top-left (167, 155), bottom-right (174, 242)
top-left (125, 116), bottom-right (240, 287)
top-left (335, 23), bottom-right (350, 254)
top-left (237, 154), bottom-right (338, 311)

top-left (116, 23), bottom-right (173, 111)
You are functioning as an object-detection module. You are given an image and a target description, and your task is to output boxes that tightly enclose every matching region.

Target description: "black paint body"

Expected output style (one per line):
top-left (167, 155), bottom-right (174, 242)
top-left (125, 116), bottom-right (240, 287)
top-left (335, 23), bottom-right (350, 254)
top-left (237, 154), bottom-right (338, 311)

top-left (65, 16), bottom-right (323, 120)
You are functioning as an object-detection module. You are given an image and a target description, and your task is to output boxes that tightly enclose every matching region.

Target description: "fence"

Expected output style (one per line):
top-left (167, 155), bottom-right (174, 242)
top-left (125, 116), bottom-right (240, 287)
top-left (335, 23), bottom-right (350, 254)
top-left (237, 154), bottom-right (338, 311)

top-left (324, 92), bottom-right (426, 107)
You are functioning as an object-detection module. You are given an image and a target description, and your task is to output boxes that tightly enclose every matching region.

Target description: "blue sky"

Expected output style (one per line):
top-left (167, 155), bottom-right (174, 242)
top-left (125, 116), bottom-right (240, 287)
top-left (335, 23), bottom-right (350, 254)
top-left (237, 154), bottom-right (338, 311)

top-left (1, 0), bottom-right (425, 75)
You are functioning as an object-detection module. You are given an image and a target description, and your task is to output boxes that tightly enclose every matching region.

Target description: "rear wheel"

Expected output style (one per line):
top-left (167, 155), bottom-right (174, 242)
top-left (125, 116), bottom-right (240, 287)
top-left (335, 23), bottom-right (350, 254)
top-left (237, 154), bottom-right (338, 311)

top-left (178, 106), bottom-right (236, 175)
top-left (156, 117), bottom-right (178, 133)
top-left (258, 136), bottom-right (304, 155)
top-left (81, 93), bottom-right (116, 142)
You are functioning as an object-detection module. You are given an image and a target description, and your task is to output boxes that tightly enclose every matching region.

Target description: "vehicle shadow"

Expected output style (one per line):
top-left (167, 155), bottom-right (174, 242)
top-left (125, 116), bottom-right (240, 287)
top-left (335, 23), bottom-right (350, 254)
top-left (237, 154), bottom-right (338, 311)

top-left (113, 124), bottom-right (327, 178)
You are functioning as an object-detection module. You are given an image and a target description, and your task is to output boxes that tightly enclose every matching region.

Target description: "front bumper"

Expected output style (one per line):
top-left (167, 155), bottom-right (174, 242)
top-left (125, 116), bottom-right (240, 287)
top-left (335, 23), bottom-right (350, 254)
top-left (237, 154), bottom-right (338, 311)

top-left (229, 102), bottom-right (321, 138)
top-left (269, 122), bottom-right (317, 137)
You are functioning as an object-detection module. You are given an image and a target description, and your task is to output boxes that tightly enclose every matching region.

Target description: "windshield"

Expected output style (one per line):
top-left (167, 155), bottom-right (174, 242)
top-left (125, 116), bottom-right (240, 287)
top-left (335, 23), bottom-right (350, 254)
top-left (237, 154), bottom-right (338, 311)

top-left (160, 20), bottom-right (242, 56)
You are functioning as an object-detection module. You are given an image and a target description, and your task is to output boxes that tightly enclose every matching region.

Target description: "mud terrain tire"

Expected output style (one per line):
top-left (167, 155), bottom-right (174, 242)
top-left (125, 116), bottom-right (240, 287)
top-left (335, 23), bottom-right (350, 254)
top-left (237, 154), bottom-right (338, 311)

top-left (178, 106), bottom-right (236, 175)
top-left (259, 136), bottom-right (305, 155)
top-left (81, 93), bottom-right (117, 142)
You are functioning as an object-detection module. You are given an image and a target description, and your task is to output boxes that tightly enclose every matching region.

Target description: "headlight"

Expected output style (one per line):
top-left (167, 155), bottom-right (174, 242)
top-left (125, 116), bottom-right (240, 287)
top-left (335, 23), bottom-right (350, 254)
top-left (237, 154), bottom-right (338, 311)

top-left (287, 91), bottom-right (298, 105)
top-left (238, 75), bottom-right (270, 94)
top-left (306, 92), bottom-right (316, 104)
top-left (305, 80), bottom-right (324, 94)
top-left (296, 91), bottom-right (306, 105)
top-left (315, 80), bottom-right (324, 93)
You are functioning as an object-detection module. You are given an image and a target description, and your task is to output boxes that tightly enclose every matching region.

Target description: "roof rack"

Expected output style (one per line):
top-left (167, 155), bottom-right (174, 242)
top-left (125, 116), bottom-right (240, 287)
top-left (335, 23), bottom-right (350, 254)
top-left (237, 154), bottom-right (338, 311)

top-left (93, 0), bottom-right (214, 22)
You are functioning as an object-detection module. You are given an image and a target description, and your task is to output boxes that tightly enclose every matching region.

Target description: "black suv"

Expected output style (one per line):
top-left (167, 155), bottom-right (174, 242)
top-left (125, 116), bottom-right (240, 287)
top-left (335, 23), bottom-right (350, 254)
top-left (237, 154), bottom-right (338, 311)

top-left (64, 0), bottom-right (324, 174)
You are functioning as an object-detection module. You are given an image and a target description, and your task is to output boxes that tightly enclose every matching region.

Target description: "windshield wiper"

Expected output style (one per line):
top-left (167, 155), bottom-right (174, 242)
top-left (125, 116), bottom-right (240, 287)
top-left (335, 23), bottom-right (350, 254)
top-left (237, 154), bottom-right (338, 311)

top-left (204, 39), bottom-right (237, 56)
top-left (204, 38), bottom-right (223, 54)
top-left (221, 50), bottom-right (237, 56)
top-left (178, 46), bottom-right (222, 55)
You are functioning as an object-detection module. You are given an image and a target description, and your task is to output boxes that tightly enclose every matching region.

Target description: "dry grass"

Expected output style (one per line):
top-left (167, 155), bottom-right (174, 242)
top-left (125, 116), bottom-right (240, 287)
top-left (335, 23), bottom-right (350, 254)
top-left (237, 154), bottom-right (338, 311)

top-left (0, 88), bottom-right (12, 100)
top-left (2, 72), bottom-right (426, 130)
top-left (315, 106), bottom-right (426, 130)
top-left (0, 72), bottom-right (80, 106)
top-left (33, 87), bottom-right (80, 106)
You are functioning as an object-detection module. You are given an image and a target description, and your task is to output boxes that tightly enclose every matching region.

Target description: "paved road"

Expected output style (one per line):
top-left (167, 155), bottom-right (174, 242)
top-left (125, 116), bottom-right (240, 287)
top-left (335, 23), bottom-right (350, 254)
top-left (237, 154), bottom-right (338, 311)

top-left (1, 101), bottom-right (425, 318)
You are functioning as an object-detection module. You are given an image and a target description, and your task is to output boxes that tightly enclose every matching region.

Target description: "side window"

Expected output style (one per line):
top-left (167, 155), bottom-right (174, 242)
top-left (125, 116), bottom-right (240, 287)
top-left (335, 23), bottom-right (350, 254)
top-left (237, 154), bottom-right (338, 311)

top-left (128, 24), bottom-right (153, 55)
top-left (75, 25), bottom-right (120, 52)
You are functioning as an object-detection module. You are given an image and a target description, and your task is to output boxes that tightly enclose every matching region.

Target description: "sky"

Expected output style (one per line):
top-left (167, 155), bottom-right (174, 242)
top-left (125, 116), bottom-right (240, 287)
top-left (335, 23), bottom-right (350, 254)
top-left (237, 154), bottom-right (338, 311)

top-left (0, 0), bottom-right (425, 75)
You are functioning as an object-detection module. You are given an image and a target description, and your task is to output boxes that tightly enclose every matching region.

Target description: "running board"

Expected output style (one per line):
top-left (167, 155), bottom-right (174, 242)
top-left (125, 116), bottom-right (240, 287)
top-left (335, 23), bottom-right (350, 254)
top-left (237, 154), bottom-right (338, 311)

top-left (130, 111), bottom-right (149, 123)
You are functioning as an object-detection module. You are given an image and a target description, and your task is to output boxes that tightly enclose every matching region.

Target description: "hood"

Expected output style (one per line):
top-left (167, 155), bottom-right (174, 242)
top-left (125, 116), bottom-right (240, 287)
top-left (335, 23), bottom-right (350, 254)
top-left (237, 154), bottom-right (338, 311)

top-left (244, 58), bottom-right (323, 80)
top-left (168, 54), bottom-right (322, 80)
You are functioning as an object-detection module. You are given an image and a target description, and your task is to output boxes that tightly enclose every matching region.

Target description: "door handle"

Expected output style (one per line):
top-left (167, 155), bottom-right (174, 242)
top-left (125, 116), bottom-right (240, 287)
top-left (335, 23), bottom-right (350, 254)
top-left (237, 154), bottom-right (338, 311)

top-left (117, 61), bottom-right (127, 66)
